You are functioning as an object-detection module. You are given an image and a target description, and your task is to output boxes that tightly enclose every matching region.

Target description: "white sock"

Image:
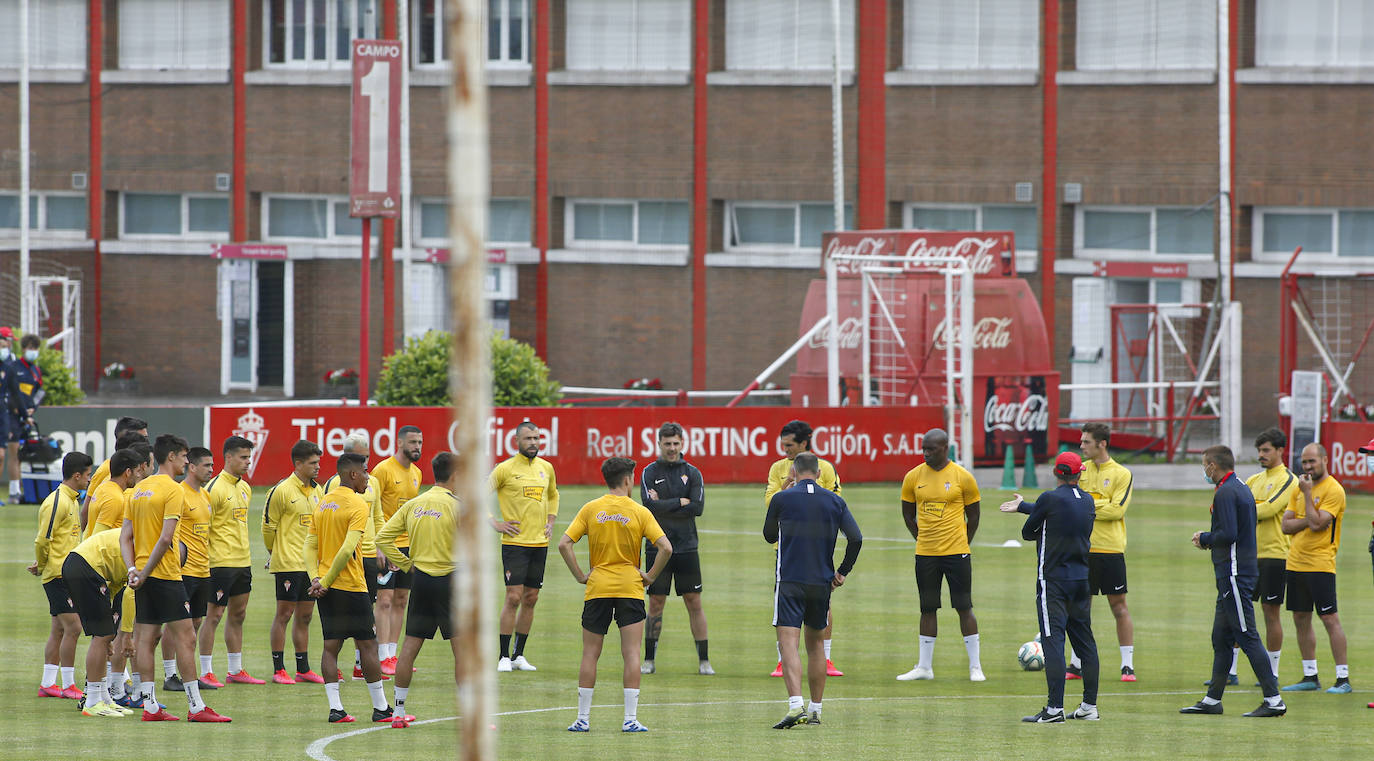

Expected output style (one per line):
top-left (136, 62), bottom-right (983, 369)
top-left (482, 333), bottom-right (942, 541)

top-left (788, 694), bottom-right (803, 711)
top-left (163, 659), bottom-right (178, 680)
top-left (1069, 654), bottom-right (1082, 669)
top-left (105, 661), bottom-right (114, 682)
top-left (807, 700), bottom-right (821, 716)
top-left (577, 686), bottom-right (594, 722)
top-left (141, 681), bottom-right (157, 711)
top-left (394, 685), bottom-right (409, 708)
top-left (325, 681), bottom-right (344, 711)
top-left (964, 634), bottom-right (982, 670)
top-left (623, 687), bottom-right (640, 724)
top-left (86, 680), bottom-right (106, 706)
top-left (386, 642), bottom-right (397, 659)
top-left (917, 636), bottom-right (935, 669)
top-left (367, 680), bottom-right (388, 711)
top-left (1229, 647), bottom-right (1239, 676)
top-left (1265, 694), bottom-right (1283, 707)
top-left (823, 639), bottom-right (832, 660)
top-left (40, 663), bottom-right (58, 687)
top-left (1045, 705), bottom-right (1063, 714)
top-left (1201, 696), bottom-right (1220, 706)
top-left (109, 675), bottom-right (126, 699)
top-left (355, 651), bottom-right (363, 668)
top-left (131, 672), bottom-right (142, 695)
top-left (60, 666), bottom-right (75, 689)
top-left (776, 643), bottom-right (782, 662)
top-left (185, 680), bottom-right (205, 713)
top-left (1267, 650), bottom-right (1281, 677)
top-left (1079, 702), bottom-right (1096, 712)
top-left (1302, 659), bottom-right (1318, 677)
top-left (200, 655), bottom-right (213, 675)
top-left (1335, 664), bottom-right (1349, 679)
top-left (1120, 645), bottom-right (1134, 670)
top-left (9, 480), bottom-right (20, 496)
top-left (227, 653), bottom-right (243, 673)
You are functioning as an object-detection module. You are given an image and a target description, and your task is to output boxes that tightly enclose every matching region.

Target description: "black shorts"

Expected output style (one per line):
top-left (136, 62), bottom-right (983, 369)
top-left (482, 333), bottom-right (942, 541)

top-left (915, 554), bottom-right (973, 613)
top-left (135, 576), bottom-right (191, 625)
top-left (209, 566), bottom-right (252, 604)
top-left (183, 575), bottom-right (210, 619)
top-left (582, 597), bottom-right (646, 635)
top-left (1253, 558), bottom-right (1286, 605)
top-left (1285, 570), bottom-right (1338, 614)
top-left (318, 589), bottom-right (377, 642)
top-left (502, 545), bottom-right (548, 589)
top-left (644, 549), bottom-right (703, 597)
top-left (111, 589), bottom-right (126, 628)
top-left (406, 570), bottom-right (453, 640)
top-left (274, 571), bottom-right (311, 602)
top-left (378, 548), bottom-right (412, 591)
top-left (43, 578), bottom-right (76, 617)
top-left (363, 557), bottom-right (380, 603)
top-left (62, 554), bottom-right (115, 637)
top-left (1087, 553), bottom-right (1128, 595)
top-left (773, 581), bottom-right (831, 630)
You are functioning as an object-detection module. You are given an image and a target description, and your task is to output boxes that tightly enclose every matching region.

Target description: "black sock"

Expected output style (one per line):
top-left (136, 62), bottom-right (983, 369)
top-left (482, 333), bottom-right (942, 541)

top-left (696, 639), bottom-right (709, 661)
top-left (296, 652), bottom-right (310, 673)
top-left (272, 651), bottom-right (285, 672)
top-left (513, 633), bottom-right (529, 658)
top-left (645, 638), bottom-right (658, 660)
top-left (499, 634), bottom-right (511, 659)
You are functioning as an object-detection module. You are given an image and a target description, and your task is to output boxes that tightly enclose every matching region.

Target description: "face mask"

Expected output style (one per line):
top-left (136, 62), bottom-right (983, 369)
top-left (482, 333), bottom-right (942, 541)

top-left (0, 348), bottom-right (9, 360)
top-left (23, 350), bottom-right (37, 362)
top-left (1202, 468), bottom-right (1214, 485)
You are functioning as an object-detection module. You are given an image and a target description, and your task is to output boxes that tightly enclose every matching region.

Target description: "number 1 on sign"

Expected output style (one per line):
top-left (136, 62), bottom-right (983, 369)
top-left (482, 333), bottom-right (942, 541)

top-left (359, 61), bottom-right (390, 193)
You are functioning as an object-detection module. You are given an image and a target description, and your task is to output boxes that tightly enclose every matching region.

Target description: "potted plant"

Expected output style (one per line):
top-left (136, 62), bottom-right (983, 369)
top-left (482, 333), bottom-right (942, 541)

top-left (319, 367), bottom-right (360, 398)
top-left (101, 362), bottom-right (138, 396)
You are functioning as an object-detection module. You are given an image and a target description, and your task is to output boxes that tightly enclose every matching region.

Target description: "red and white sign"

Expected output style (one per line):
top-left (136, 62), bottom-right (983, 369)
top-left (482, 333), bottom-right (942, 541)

top-left (424, 248), bottom-right (510, 264)
top-left (1324, 421), bottom-right (1374, 494)
top-left (209, 405), bottom-right (945, 485)
top-left (349, 39), bottom-right (402, 219)
top-left (211, 243), bottom-right (287, 260)
top-left (823, 230), bottom-right (1014, 277)
top-left (1091, 261), bottom-right (1190, 279)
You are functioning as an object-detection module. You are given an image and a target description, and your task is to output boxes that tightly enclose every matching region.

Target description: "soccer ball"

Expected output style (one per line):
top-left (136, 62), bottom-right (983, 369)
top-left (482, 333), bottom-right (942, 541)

top-left (1017, 640), bottom-right (1045, 671)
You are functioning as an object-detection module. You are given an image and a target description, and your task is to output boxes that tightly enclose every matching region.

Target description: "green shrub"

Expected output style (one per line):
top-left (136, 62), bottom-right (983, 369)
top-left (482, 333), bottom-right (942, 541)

top-left (491, 334), bottom-right (561, 407)
top-left (374, 331), bottom-right (561, 407)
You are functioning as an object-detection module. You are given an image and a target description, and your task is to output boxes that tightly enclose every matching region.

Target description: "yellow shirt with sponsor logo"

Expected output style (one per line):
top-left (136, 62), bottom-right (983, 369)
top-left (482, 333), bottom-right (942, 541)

top-left (125, 474), bottom-right (186, 582)
top-left (764, 456), bottom-right (841, 506)
top-left (377, 485), bottom-right (457, 576)
top-left (489, 455), bottom-right (560, 547)
top-left (1246, 465), bottom-right (1298, 560)
top-left (564, 494), bottom-right (665, 601)
top-left (84, 479), bottom-right (128, 540)
top-left (324, 472), bottom-right (384, 557)
top-left (1285, 475), bottom-right (1346, 574)
top-left (373, 456), bottom-right (422, 549)
top-left (87, 458), bottom-right (112, 500)
top-left (900, 461), bottom-right (981, 556)
top-left (207, 471), bottom-right (253, 568)
top-left (309, 486), bottom-right (370, 593)
top-left (262, 473), bottom-right (322, 573)
top-left (70, 528), bottom-right (128, 596)
top-left (175, 482), bottom-right (212, 578)
top-left (35, 484), bottom-right (82, 584)
top-left (1079, 457), bottom-right (1134, 554)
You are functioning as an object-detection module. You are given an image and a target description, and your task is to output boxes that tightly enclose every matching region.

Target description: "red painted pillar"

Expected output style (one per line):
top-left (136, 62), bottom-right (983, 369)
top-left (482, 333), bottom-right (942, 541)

top-left (1040, 0), bottom-right (1059, 348)
top-left (533, 0), bottom-right (551, 359)
top-left (89, 0), bottom-right (103, 384)
top-left (855, 0), bottom-right (886, 230)
top-left (232, 0), bottom-right (248, 242)
top-left (381, 0), bottom-right (397, 357)
top-left (690, 0), bottom-right (709, 391)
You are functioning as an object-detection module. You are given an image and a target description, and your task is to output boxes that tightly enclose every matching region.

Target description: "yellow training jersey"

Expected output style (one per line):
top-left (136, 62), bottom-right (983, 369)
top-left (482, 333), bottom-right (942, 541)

top-left (565, 494), bottom-right (665, 601)
top-left (1079, 457), bottom-right (1133, 554)
top-left (489, 455), bottom-right (560, 547)
top-left (125, 474), bottom-right (186, 581)
top-left (373, 456), bottom-right (422, 549)
top-left (309, 487), bottom-right (369, 593)
top-left (35, 484), bottom-right (82, 584)
top-left (70, 528), bottom-right (129, 596)
top-left (1246, 465), bottom-right (1298, 560)
top-left (1285, 476), bottom-right (1346, 574)
top-left (262, 473), bottom-right (322, 573)
top-left (84, 478), bottom-right (128, 540)
top-left (900, 461), bottom-right (981, 556)
top-left (324, 472), bottom-right (384, 558)
top-left (764, 456), bottom-right (840, 507)
top-left (377, 485), bottom-right (457, 576)
top-left (206, 471), bottom-right (253, 568)
top-left (87, 458), bottom-right (111, 499)
top-left (176, 482), bottom-right (212, 578)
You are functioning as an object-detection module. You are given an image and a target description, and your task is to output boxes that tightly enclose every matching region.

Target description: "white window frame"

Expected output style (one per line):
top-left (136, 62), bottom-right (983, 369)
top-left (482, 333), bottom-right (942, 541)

top-left (1074, 205), bottom-right (1214, 260)
top-left (725, 0), bottom-right (856, 72)
top-left (118, 192), bottom-right (230, 240)
top-left (1252, 206), bottom-right (1374, 263)
top-left (262, 0), bottom-right (377, 70)
top-left (565, 0), bottom-right (691, 72)
top-left (1075, 0), bottom-right (1217, 72)
top-left (901, 0), bottom-right (1040, 72)
top-left (0, 191), bottom-right (87, 237)
top-left (1255, 0), bottom-right (1374, 69)
top-left (262, 194), bottom-right (380, 242)
top-left (904, 202), bottom-right (1039, 271)
top-left (724, 201), bottom-right (855, 253)
top-left (117, 0), bottom-right (232, 71)
top-left (412, 0), bottom-right (530, 69)
top-left (565, 198), bottom-right (689, 250)
top-left (413, 197), bottom-right (534, 247)
top-left (0, 0), bottom-right (87, 71)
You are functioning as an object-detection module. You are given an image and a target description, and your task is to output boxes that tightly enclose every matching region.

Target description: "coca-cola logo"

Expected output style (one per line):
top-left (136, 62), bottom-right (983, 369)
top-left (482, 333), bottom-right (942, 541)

top-left (828, 234), bottom-right (1005, 276)
top-left (984, 394), bottom-right (1049, 434)
top-left (932, 317), bottom-right (1014, 351)
top-left (808, 317), bottom-right (863, 350)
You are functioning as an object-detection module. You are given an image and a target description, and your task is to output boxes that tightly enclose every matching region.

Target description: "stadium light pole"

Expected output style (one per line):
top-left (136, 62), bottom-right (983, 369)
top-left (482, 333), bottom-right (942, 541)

top-left (446, 1), bottom-right (495, 759)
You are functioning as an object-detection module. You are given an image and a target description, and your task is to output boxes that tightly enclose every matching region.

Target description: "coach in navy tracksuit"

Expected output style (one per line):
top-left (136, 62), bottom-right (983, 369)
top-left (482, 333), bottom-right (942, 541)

top-left (1003, 451), bottom-right (1100, 723)
top-left (1181, 445), bottom-right (1287, 717)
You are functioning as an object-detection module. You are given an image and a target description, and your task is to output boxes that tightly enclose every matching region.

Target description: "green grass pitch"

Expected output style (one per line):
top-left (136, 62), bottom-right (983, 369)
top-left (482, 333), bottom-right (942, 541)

top-left (1, 482), bottom-right (1371, 760)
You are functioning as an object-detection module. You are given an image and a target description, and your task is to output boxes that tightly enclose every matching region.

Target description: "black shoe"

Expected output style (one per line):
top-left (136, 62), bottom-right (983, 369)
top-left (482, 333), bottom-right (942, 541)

top-left (772, 707), bottom-right (807, 729)
top-left (1243, 701), bottom-right (1287, 717)
top-left (328, 709), bottom-right (355, 723)
top-left (372, 706), bottom-right (395, 723)
top-left (1179, 701), bottom-right (1223, 715)
top-left (197, 679), bottom-right (218, 690)
top-left (163, 675), bottom-right (185, 692)
top-left (1021, 708), bottom-right (1065, 723)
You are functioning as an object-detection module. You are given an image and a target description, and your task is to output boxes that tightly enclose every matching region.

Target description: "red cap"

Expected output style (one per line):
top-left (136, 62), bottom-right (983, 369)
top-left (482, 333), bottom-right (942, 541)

top-left (1359, 438), bottom-right (1374, 454)
top-left (0, 327), bottom-right (12, 339)
top-left (1054, 451), bottom-right (1085, 475)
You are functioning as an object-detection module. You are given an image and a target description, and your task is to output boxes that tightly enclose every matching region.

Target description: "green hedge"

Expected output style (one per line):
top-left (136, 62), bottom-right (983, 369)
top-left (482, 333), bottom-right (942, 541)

top-left (375, 331), bottom-right (560, 407)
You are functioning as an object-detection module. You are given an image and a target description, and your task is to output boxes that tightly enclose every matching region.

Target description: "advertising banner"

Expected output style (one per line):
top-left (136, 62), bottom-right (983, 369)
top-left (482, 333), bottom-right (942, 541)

top-left (209, 405), bottom-right (946, 485)
top-left (40, 407), bottom-right (208, 463)
top-left (822, 230), bottom-right (1015, 277)
top-left (1324, 421), bottom-right (1374, 494)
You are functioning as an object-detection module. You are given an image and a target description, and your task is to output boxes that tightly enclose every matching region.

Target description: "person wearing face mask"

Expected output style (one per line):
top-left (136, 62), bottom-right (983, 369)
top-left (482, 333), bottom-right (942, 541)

top-left (8, 334), bottom-right (45, 503)
top-left (0, 327), bottom-right (15, 505)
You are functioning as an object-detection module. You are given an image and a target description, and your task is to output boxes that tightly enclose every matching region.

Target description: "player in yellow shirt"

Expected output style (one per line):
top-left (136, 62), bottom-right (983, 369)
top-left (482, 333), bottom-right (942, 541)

top-left (262, 439), bottom-right (325, 685)
top-left (558, 457), bottom-right (671, 733)
top-left (305, 453), bottom-right (396, 724)
top-left (159, 446), bottom-right (215, 692)
top-left (323, 434), bottom-right (386, 681)
top-left (896, 429), bottom-right (984, 682)
top-left (1279, 443), bottom-right (1350, 694)
top-left (371, 425), bottom-right (424, 674)
top-left (489, 421), bottom-right (559, 673)
top-left (377, 452), bottom-right (460, 728)
top-left (81, 426), bottom-right (147, 538)
top-left (30, 452), bottom-right (93, 700)
top-left (84, 447), bottom-right (143, 539)
top-left (763, 420), bottom-right (842, 677)
top-left (1072, 422), bottom-right (1137, 682)
top-left (120, 434), bottom-right (230, 722)
top-left (63, 528), bottom-right (137, 717)
top-left (198, 435), bottom-right (265, 686)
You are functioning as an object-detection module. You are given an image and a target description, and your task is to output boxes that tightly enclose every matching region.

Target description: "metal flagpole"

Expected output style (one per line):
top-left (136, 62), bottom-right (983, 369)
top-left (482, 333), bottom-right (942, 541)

top-left (20, 0), bottom-right (31, 333)
top-left (825, 0), bottom-right (844, 407)
top-left (399, 0), bottom-right (414, 337)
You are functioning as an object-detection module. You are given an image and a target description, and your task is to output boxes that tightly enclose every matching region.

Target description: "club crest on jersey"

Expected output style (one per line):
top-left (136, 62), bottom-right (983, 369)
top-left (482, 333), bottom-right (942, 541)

top-left (284, 580), bottom-right (292, 592)
top-left (944, 482), bottom-right (951, 491)
top-left (99, 585), bottom-right (107, 596)
top-left (1104, 479), bottom-right (1111, 487)
top-left (681, 474), bottom-right (689, 484)
top-left (233, 409), bottom-right (269, 479)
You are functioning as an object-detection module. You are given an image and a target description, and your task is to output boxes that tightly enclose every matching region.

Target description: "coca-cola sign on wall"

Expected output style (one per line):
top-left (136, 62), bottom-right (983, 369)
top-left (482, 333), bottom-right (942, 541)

top-left (824, 230), bottom-right (1014, 277)
top-left (931, 317), bottom-right (1014, 351)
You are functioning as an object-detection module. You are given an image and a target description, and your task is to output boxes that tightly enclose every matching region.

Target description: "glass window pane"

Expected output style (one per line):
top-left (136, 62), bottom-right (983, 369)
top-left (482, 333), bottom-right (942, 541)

top-left (333, 202), bottom-right (380, 238)
top-left (488, 0), bottom-right (502, 60)
top-left (637, 201), bottom-right (689, 245)
top-left (45, 195), bottom-right (87, 231)
top-left (911, 206), bottom-right (977, 231)
top-left (1154, 280), bottom-right (1183, 304)
top-left (799, 203), bottom-right (852, 248)
top-left (1262, 212), bottom-right (1332, 254)
top-left (982, 205), bottom-right (1038, 251)
top-left (733, 205), bottom-right (796, 245)
top-left (422, 201), bottom-right (448, 240)
top-left (488, 198), bottom-right (530, 242)
top-left (1077, 0), bottom-right (1154, 70)
top-left (188, 197), bottom-right (230, 233)
top-left (573, 202), bottom-right (633, 241)
top-left (509, 0), bottom-right (525, 61)
top-left (1156, 208), bottom-right (1213, 255)
top-left (636, 0), bottom-right (691, 70)
top-left (1338, 210), bottom-right (1374, 256)
top-left (1083, 210), bottom-right (1150, 251)
top-left (268, 197), bottom-right (328, 238)
top-left (0, 195), bottom-right (19, 228)
top-left (124, 193), bottom-right (182, 235)
top-left (978, 0), bottom-right (1039, 69)
top-left (566, 0), bottom-right (632, 70)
